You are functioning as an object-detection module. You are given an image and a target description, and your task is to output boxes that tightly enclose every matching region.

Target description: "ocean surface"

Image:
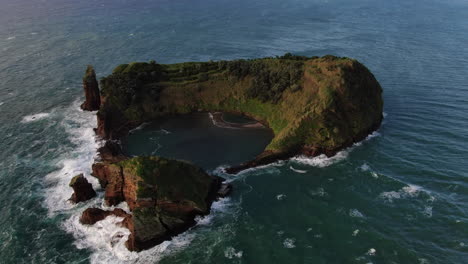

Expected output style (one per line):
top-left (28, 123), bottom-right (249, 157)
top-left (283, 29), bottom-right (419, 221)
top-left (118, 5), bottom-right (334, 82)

top-left (0, 0), bottom-right (467, 263)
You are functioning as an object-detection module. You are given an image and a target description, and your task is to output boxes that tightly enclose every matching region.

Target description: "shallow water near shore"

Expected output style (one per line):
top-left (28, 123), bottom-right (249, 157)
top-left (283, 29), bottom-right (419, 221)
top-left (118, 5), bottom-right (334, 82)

top-left (1, 0), bottom-right (468, 263)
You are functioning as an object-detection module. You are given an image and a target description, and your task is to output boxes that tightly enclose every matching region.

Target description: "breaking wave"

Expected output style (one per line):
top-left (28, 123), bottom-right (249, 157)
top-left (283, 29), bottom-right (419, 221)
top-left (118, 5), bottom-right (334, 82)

top-left (21, 112), bottom-right (52, 123)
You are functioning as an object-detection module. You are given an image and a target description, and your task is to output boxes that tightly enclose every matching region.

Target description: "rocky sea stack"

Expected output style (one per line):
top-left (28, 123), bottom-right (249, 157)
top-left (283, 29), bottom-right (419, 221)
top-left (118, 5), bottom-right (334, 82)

top-left (87, 156), bottom-right (223, 251)
top-left (69, 174), bottom-right (96, 203)
top-left (80, 65), bottom-right (101, 111)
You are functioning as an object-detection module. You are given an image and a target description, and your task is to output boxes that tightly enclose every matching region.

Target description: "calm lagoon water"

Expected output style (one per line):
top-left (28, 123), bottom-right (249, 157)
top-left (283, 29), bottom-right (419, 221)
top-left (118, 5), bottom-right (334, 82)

top-left (0, 0), bottom-right (467, 263)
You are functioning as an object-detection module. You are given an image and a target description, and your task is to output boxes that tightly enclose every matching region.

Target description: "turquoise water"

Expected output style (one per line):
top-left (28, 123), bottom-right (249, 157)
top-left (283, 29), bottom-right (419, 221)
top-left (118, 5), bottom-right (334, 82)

top-left (0, 0), bottom-right (467, 263)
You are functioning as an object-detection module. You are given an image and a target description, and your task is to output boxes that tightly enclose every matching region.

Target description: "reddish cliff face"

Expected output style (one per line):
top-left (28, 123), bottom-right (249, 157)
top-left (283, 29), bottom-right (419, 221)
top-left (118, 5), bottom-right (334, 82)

top-left (80, 65), bottom-right (101, 111)
top-left (87, 155), bottom-right (226, 252)
top-left (68, 174), bottom-right (96, 203)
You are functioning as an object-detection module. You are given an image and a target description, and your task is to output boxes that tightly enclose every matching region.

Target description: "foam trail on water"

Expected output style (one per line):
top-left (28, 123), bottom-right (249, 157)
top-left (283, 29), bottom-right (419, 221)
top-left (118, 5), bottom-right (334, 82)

top-left (289, 166), bottom-right (307, 173)
top-left (21, 112), bottom-right (51, 123)
top-left (291, 130), bottom-right (381, 168)
top-left (44, 102), bottom-right (100, 214)
top-left (42, 101), bottom-right (202, 263)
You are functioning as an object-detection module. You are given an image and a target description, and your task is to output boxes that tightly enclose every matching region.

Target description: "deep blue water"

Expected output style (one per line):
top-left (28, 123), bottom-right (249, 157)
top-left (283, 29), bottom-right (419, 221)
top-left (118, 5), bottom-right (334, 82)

top-left (0, 0), bottom-right (467, 263)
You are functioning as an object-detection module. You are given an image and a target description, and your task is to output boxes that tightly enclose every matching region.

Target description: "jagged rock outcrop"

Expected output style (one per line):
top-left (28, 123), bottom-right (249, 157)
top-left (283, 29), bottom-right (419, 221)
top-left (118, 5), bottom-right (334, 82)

top-left (80, 65), bottom-right (101, 111)
top-left (80, 208), bottom-right (129, 225)
top-left (89, 156), bottom-right (225, 251)
top-left (91, 54), bottom-right (383, 172)
top-left (69, 174), bottom-right (96, 203)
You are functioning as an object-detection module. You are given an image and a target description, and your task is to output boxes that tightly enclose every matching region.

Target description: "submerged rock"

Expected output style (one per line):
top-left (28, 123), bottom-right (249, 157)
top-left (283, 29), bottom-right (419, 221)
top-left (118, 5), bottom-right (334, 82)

top-left (90, 156), bottom-right (227, 251)
top-left (69, 174), bottom-right (96, 203)
top-left (80, 65), bottom-right (101, 111)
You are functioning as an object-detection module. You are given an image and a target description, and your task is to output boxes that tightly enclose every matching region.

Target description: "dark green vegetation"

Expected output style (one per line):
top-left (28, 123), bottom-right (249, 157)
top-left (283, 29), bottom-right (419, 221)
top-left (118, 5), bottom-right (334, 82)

top-left (97, 54), bottom-right (383, 170)
top-left (91, 156), bottom-right (222, 251)
top-left (119, 156), bottom-right (218, 213)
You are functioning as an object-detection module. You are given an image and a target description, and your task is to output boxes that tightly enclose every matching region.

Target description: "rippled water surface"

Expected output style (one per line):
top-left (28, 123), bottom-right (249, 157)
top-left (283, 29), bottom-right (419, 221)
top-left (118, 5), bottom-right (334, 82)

top-left (0, 0), bottom-right (467, 263)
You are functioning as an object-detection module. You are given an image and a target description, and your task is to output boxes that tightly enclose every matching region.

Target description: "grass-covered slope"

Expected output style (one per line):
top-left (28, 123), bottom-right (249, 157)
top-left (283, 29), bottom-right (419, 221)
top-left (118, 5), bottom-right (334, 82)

top-left (96, 54), bottom-right (383, 170)
top-left (91, 155), bottom-right (222, 251)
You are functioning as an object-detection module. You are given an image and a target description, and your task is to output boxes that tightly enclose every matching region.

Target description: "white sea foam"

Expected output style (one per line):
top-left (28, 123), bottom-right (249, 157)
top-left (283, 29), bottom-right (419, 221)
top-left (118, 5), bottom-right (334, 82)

top-left (423, 206), bottom-right (433, 218)
top-left (352, 229), bottom-right (359, 236)
top-left (366, 248), bottom-right (376, 256)
top-left (43, 100), bottom-right (235, 263)
top-left (360, 163), bottom-right (370, 171)
top-left (195, 197), bottom-right (232, 225)
top-left (308, 187), bottom-right (327, 197)
top-left (291, 150), bottom-right (349, 168)
top-left (379, 184), bottom-right (432, 203)
top-left (349, 209), bottom-right (365, 218)
top-left (289, 166), bottom-right (307, 173)
top-left (283, 238), bottom-right (296, 248)
top-left (160, 129), bottom-right (171, 134)
top-left (224, 247), bottom-right (243, 259)
top-left (21, 112), bottom-right (51, 123)
top-left (129, 122), bottom-right (149, 133)
top-left (276, 194), bottom-right (286, 200)
top-left (44, 102), bottom-right (99, 214)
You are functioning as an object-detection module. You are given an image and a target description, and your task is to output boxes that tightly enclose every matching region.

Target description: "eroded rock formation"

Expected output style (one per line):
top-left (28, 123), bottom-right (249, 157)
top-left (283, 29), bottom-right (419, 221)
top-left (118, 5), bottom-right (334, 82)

top-left (69, 174), bottom-right (96, 203)
top-left (87, 156), bottom-right (224, 251)
top-left (80, 65), bottom-right (101, 111)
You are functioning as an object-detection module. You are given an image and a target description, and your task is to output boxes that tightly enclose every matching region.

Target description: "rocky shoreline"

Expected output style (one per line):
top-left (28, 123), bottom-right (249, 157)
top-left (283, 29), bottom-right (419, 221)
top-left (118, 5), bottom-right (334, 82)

top-left (71, 66), bottom-right (232, 252)
top-left (72, 54), bottom-right (383, 251)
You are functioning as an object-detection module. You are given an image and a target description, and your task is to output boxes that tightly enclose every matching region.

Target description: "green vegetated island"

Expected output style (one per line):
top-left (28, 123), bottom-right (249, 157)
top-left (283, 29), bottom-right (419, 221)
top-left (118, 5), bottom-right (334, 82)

top-left (74, 54), bottom-right (383, 251)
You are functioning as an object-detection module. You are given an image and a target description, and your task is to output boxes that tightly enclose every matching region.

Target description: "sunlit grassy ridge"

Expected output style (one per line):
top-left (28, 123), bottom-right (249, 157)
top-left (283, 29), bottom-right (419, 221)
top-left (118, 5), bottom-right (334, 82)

top-left (98, 54), bottom-right (383, 158)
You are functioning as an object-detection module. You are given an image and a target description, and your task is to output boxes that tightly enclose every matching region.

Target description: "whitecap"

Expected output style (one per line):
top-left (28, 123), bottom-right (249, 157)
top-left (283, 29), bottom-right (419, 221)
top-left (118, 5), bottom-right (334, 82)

top-left (220, 160), bottom-right (284, 181)
top-left (308, 187), bottom-right (327, 197)
top-left (129, 122), bottom-right (149, 133)
top-left (283, 238), bottom-right (296, 248)
top-left (291, 150), bottom-right (349, 168)
top-left (0, 102), bottom-right (4, 106)
top-left (360, 163), bottom-right (370, 171)
top-left (224, 247), bottom-right (243, 259)
top-left (289, 165), bottom-right (307, 173)
top-left (352, 229), bottom-right (359, 236)
top-left (7, 36), bottom-right (16, 40)
top-left (160, 129), bottom-right (171, 134)
top-left (44, 102), bottom-right (99, 214)
top-left (277, 230), bottom-right (285, 236)
top-left (195, 197), bottom-right (232, 225)
top-left (349, 209), bottom-right (365, 218)
top-left (21, 112), bottom-right (51, 123)
top-left (423, 206), bottom-right (433, 218)
top-left (366, 248), bottom-right (376, 256)
top-left (379, 184), bottom-right (434, 203)
top-left (276, 194), bottom-right (286, 200)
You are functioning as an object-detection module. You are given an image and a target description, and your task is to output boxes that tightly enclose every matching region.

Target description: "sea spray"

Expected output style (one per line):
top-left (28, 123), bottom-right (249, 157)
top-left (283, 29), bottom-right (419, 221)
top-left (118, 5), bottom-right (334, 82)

top-left (44, 102), bottom-right (100, 214)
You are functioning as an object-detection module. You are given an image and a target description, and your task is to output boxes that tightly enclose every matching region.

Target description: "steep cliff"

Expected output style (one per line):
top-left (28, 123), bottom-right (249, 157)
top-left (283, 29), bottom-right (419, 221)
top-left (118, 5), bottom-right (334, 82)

top-left (89, 156), bottom-right (223, 251)
top-left (94, 54), bottom-right (383, 172)
top-left (80, 65), bottom-right (101, 111)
